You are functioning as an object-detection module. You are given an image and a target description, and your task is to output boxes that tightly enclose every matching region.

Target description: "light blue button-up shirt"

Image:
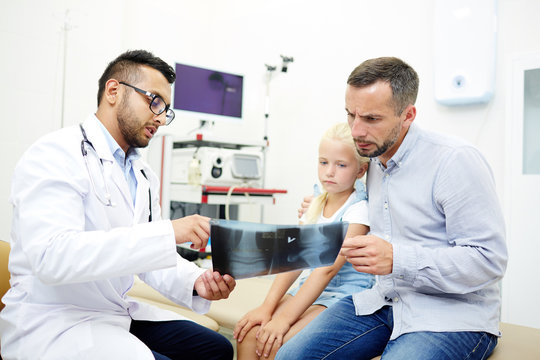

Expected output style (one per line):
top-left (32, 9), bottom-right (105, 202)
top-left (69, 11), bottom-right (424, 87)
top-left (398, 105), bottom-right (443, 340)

top-left (352, 123), bottom-right (508, 340)
top-left (96, 120), bottom-right (141, 205)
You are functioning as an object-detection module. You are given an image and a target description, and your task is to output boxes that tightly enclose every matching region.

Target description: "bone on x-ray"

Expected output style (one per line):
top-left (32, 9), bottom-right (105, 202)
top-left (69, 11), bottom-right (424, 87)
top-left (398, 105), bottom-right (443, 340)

top-left (210, 219), bottom-right (349, 279)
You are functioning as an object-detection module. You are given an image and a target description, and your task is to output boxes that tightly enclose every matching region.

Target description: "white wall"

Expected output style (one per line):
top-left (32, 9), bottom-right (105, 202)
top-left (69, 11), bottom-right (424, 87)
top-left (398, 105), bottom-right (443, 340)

top-left (1, 0), bottom-right (540, 326)
top-left (0, 0), bottom-right (126, 240)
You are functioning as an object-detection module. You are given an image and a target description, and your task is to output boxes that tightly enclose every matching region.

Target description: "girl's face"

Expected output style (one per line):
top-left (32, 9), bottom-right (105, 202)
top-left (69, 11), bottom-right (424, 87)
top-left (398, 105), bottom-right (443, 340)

top-left (318, 138), bottom-right (367, 195)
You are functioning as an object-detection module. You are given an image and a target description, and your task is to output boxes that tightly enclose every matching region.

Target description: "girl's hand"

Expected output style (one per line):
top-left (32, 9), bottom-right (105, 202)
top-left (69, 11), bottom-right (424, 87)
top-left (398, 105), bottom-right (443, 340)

top-left (233, 306), bottom-right (272, 342)
top-left (256, 316), bottom-right (291, 358)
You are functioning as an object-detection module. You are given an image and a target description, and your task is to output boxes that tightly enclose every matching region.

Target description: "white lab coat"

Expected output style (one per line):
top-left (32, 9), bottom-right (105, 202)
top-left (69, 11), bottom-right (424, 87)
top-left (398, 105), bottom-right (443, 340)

top-left (0, 115), bottom-right (209, 359)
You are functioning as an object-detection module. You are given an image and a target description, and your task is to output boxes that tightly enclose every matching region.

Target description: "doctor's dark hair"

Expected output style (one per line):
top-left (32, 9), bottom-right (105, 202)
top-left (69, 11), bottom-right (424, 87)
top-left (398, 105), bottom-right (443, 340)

top-left (97, 50), bottom-right (176, 106)
top-left (347, 57), bottom-right (419, 116)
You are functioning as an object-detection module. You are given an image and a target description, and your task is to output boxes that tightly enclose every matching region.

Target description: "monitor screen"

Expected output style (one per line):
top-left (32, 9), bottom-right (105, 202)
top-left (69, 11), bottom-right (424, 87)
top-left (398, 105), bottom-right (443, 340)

top-left (173, 63), bottom-right (244, 122)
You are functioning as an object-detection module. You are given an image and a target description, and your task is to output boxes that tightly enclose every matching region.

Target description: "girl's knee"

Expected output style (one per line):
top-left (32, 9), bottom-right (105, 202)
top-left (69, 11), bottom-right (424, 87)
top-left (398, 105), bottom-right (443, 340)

top-left (236, 326), bottom-right (260, 359)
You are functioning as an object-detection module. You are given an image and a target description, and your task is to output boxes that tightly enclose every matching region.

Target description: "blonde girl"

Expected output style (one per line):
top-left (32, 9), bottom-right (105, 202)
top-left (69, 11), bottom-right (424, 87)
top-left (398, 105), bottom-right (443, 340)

top-left (233, 122), bottom-right (375, 359)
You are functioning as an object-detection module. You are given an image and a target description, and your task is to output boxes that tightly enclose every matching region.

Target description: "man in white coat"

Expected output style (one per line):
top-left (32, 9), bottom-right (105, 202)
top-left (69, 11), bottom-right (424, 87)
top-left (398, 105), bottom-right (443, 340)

top-left (0, 50), bottom-right (236, 360)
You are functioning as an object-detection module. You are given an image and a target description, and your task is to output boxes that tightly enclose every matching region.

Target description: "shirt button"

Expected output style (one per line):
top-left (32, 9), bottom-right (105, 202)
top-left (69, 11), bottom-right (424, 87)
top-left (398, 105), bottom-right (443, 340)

top-left (385, 235), bottom-right (390, 240)
top-left (384, 203), bottom-right (388, 209)
top-left (393, 297), bottom-right (399, 302)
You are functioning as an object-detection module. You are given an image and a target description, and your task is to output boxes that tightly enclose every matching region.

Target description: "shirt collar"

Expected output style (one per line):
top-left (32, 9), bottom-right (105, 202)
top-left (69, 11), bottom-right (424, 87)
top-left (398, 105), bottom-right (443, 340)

top-left (374, 122), bottom-right (419, 171)
top-left (95, 120), bottom-right (141, 166)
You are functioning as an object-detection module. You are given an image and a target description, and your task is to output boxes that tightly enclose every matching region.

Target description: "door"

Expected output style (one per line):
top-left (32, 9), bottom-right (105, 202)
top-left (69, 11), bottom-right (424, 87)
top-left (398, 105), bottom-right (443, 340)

top-left (502, 52), bottom-right (540, 329)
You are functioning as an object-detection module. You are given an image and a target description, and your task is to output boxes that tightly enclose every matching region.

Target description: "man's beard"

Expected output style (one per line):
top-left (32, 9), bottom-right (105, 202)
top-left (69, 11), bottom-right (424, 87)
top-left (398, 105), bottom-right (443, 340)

top-left (117, 98), bottom-right (150, 149)
top-left (355, 122), bottom-right (400, 158)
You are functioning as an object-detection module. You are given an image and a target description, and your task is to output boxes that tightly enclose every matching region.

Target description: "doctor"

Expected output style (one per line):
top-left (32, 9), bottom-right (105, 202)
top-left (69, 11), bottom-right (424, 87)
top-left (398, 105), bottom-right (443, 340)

top-left (0, 50), bottom-right (236, 360)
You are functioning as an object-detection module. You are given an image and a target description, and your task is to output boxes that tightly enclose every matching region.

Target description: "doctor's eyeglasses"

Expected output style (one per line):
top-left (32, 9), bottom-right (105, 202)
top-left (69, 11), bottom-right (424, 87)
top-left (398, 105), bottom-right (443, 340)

top-left (119, 82), bottom-right (175, 125)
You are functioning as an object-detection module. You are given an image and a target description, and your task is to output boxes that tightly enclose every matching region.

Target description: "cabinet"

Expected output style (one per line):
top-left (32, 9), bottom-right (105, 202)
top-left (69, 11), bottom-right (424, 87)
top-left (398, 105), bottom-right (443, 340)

top-left (147, 133), bottom-right (287, 220)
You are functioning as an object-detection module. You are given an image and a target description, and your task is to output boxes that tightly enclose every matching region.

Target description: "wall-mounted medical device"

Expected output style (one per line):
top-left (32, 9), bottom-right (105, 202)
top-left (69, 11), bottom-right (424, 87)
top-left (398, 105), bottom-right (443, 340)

top-left (433, 0), bottom-right (497, 105)
top-left (171, 147), bottom-right (264, 188)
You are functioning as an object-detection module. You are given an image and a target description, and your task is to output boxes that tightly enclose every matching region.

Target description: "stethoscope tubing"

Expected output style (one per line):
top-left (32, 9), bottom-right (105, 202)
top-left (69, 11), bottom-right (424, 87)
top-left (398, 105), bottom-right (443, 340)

top-left (80, 124), bottom-right (114, 207)
top-left (79, 124), bottom-right (152, 222)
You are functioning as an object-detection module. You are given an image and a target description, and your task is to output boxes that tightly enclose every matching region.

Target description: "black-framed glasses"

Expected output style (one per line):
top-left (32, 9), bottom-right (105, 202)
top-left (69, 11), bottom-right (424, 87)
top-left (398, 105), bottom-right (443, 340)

top-left (119, 81), bottom-right (175, 125)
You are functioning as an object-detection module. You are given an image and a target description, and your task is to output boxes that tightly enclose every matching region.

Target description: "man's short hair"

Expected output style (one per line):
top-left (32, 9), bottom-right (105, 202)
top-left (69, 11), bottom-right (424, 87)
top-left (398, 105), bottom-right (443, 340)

top-left (97, 50), bottom-right (176, 106)
top-left (347, 57), bottom-right (419, 115)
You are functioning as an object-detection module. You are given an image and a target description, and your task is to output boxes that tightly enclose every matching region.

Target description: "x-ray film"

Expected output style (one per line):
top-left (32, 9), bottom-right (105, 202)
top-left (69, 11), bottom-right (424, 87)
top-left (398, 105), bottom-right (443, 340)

top-left (210, 220), bottom-right (349, 279)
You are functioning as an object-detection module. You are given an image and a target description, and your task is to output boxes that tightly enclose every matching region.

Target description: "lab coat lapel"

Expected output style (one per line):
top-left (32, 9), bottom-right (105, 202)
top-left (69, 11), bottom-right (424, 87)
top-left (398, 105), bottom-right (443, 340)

top-left (82, 115), bottom-right (134, 214)
top-left (133, 159), bottom-right (151, 223)
top-left (109, 163), bottom-right (134, 214)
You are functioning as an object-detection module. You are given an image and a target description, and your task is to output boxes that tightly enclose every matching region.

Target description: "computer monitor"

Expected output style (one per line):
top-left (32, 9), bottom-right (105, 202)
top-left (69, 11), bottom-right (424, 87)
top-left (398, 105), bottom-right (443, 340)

top-left (173, 62), bottom-right (244, 123)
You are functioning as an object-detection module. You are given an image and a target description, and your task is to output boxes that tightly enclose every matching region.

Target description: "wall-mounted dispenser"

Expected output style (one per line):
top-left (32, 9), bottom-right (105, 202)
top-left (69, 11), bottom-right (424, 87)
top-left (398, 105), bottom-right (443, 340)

top-left (433, 0), bottom-right (497, 105)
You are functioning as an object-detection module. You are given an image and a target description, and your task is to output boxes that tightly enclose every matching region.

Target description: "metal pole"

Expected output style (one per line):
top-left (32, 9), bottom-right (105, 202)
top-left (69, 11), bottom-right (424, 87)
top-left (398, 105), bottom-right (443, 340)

top-left (60, 9), bottom-right (71, 128)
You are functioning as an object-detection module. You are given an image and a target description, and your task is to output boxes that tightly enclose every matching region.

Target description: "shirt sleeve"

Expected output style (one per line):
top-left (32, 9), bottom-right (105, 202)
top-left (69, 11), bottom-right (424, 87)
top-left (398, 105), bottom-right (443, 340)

top-left (12, 133), bottom-right (179, 285)
top-left (392, 146), bottom-right (508, 294)
top-left (342, 200), bottom-right (369, 226)
top-left (138, 256), bottom-right (210, 314)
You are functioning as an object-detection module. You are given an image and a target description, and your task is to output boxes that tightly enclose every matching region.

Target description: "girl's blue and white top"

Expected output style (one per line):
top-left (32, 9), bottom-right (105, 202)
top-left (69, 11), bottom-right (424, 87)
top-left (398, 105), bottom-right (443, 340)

top-left (288, 183), bottom-right (375, 307)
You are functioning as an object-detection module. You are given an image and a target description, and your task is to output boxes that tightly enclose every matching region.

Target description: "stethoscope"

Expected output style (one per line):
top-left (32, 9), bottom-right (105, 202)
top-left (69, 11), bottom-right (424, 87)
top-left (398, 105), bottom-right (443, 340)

top-left (79, 124), bottom-right (152, 221)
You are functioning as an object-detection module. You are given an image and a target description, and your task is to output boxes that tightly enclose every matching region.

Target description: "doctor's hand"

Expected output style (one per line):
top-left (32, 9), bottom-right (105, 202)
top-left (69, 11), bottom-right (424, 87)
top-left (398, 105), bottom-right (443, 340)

top-left (194, 270), bottom-right (236, 301)
top-left (171, 214), bottom-right (210, 250)
top-left (297, 195), bottom-right (313, 219)
top-left (340, 234), bottom-right (393, 275)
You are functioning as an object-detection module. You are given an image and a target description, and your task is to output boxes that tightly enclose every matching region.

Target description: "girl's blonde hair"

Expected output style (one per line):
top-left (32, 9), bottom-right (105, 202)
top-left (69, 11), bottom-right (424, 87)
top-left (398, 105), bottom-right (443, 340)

top-left (303, 123), bottom-right (369, 224)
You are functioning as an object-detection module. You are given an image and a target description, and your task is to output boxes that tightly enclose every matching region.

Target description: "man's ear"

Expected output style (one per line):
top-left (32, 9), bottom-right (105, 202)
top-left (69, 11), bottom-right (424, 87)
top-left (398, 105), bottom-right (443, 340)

top-left (357, 162), bottom-right (369, 179)
top-left (402, 104), bottom-right (416, 130)
top-left (103, 79), bottom-right (121, 105)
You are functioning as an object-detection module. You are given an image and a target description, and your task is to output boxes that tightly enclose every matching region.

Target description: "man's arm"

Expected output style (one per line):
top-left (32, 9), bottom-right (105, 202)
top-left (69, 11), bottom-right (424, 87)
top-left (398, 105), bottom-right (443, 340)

top-left (343, 147), bottom-right (507, 294)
